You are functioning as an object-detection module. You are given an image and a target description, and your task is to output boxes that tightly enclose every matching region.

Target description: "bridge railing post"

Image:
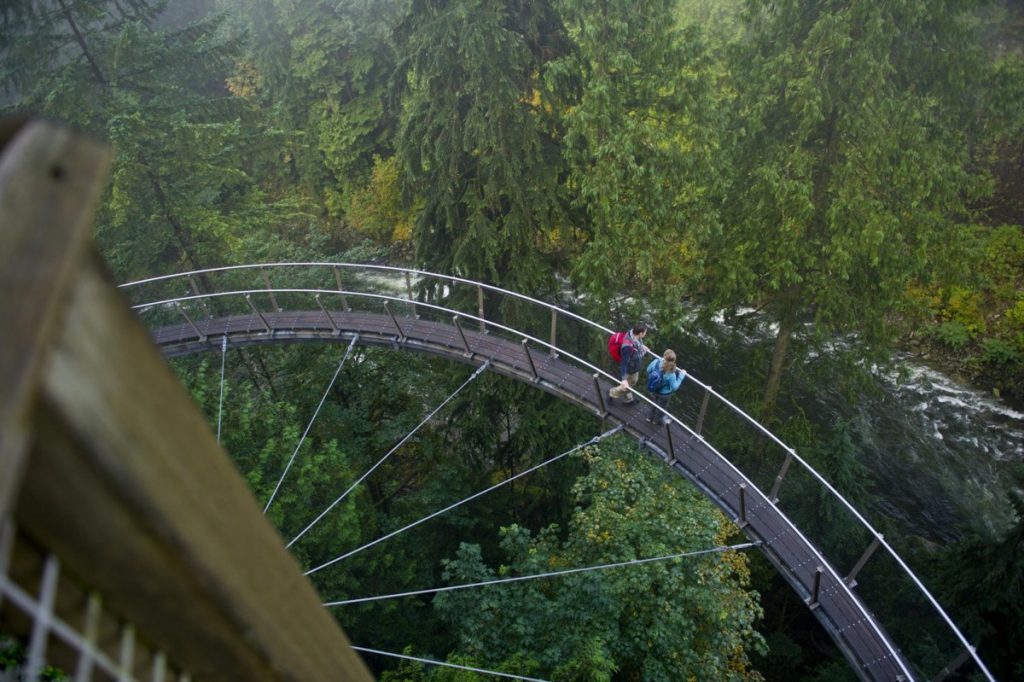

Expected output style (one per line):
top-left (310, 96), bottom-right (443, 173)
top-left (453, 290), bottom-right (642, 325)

top-left (664, 421), bottom-right (677, 462)
top-left (383, 301), bottom-right (405, 342)
top-left (405, 271), bottom-right (418, 319)
top-left (315, 294), bottom-right (339, 335)
top-left (930, 647), bottom-right (972, 682)
top-left (174, 302), bottom-right (206, 343)
top-left (452, 315), bottom-right (473, 357)
top-left (244, 294), bottom-right (271, 334)
top-left (477, 285), bottom-right (486, 333)
top-left (695, 387), bottom-right (711, 435)
top-left (736, 483), bottom-right (749, 528)
top-left (521, 339), bottom-right (539, 382)
top-left (769, 451), bottom-right (794, 503)
top-left (806, 566), bottom-right (823, 610)
top-left (549, 309), bottom-right (558, 358)
top-left (844, 534), bottom-right (882, 589)
top-left (593, 373), bottom-right (608, 417)
top-left (332, 266), bottom-right (351, 311)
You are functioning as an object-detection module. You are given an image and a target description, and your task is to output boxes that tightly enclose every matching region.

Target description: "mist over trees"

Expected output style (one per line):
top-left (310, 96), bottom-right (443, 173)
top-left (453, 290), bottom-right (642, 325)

top-left (3, 0), bottom-right (1023, 679)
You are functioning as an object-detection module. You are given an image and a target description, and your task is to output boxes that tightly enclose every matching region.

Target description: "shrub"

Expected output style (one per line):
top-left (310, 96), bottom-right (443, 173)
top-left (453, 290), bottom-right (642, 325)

top-left (982, 338), bottom-right (1022, 366)
top-left (930, 320), bottom-right (971, 349)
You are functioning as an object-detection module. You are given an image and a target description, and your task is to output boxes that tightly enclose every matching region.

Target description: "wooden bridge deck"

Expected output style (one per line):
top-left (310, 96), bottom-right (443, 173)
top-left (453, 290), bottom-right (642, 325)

top-left (149, 308), bottom-right (913, 681)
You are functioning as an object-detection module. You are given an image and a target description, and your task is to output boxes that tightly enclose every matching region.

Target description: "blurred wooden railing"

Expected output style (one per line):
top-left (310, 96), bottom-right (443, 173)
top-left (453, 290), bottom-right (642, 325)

top-left (0, 118), bottom-right (374, 681)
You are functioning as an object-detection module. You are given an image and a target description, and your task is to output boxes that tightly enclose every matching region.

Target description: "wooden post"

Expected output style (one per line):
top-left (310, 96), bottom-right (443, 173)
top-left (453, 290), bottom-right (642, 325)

top-left (0, 119), bottom-right (373, 681)
top-left (0, 120), bottom-right (111, 521)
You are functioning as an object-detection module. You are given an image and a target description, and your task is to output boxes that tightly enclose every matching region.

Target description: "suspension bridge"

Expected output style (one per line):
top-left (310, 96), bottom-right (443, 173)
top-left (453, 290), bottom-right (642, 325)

top-left (0, 119), bottom-right (994, 681)
top-left (118, 262), bottom-right (993, 682)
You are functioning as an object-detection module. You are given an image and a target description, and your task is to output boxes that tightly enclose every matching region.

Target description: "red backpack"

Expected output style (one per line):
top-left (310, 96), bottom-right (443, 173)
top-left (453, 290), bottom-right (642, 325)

top-left (607, 331), bottom-right (632, 363)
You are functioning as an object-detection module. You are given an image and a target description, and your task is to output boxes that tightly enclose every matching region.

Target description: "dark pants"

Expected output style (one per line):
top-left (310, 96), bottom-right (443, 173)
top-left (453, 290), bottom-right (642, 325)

top-left (648, 392), bottom-right (672, 421)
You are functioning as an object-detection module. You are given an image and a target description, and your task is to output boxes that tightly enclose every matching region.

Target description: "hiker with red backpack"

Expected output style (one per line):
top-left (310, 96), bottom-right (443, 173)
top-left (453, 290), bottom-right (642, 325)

top-left (607, 322), bottom-right (648, 404)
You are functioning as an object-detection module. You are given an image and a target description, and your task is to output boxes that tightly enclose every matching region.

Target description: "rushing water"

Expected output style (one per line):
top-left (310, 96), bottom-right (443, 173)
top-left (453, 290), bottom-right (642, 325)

top-left (845, 357), bottom-right (1024, 540)
top-left (663, 316), bottom-right (1024, 543)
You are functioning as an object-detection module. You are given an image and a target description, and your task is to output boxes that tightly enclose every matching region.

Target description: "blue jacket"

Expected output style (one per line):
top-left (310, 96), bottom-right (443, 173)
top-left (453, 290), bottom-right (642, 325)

top-left (646, 358), bottom-right (685, 395)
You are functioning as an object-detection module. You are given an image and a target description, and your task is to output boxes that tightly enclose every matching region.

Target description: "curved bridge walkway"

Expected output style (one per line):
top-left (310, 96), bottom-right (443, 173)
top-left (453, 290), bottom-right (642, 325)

top-left (122, 264), bottom-right (992, 682)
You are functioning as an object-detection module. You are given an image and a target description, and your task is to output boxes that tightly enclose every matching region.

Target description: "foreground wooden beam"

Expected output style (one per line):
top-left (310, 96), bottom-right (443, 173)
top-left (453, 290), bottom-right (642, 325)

top-left (0, 119), bottom-right (374, 681)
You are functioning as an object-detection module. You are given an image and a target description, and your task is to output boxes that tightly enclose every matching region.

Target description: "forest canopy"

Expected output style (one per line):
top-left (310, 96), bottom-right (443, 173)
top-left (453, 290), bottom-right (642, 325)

top-left (2, 0), bottom-right (1023, 680)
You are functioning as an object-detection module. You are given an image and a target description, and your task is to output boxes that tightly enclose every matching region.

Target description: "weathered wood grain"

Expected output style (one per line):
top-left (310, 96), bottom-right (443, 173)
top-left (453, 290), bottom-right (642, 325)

top-left (0, 120), bottom-right (111, 521)
top-left (2, 119), bottom-right (374, 681)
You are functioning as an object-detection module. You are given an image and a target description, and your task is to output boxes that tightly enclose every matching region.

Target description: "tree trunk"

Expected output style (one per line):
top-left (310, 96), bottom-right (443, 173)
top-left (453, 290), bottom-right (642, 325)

top-left (762, 313), bottom-right (796, 416)
top-left (56, 0), bottom-right (108, 86)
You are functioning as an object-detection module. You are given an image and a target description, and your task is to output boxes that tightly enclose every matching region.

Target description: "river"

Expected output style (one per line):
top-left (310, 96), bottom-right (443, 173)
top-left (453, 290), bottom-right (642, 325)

top-left (663, 316), bottom-right (1024, 543)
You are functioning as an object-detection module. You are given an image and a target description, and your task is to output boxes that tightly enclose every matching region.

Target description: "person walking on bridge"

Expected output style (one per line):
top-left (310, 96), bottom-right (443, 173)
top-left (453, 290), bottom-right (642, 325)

top-left (608, 322), bottom-right (648, 404)
top-left (645, 349), bottom-right (686, 425)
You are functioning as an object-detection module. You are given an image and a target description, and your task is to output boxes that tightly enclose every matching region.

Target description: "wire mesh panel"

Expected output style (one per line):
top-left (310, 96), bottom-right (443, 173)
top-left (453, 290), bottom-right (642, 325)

top-left (0, 522), bottom-right (191, 682)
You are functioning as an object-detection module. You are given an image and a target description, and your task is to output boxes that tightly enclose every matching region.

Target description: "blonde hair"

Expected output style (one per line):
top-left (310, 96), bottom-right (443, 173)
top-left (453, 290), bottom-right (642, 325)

top-left (661, 349), bottom-right (677, 373)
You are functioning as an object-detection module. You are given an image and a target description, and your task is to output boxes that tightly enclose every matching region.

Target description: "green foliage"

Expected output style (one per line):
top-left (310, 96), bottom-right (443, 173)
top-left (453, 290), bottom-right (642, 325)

top-left (931, 469), bottom-right (1024, 680)
top-left (394, 0), bottom-right (568, 294)
top-left (9, 0), bottom-right (1022, 678)
top-left (0, 637), bottom-right (67, 680)
top-left (554, 0), bottom-right (715, 313)
top-left (346, 154), bottom-right (416, 247)
top-left (434, 437), bottom-right (765, 681)
top-left (981, 337), bottom-right (1021, 366)
top-left (705, 0), bottom-right (1016, 409)
top-left (228, 0), bottom-right (404, 207)
top-left (930, 320), bottom-right (972, 350)
top-left (1, 0), bottom-right (322, 281)
top-left (905, 223), bottom-right (1024, 399)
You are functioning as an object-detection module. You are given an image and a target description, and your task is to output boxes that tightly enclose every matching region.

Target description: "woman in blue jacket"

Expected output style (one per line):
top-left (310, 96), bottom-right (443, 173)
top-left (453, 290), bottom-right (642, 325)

top-left (645, 349), bottom-right (686, 425)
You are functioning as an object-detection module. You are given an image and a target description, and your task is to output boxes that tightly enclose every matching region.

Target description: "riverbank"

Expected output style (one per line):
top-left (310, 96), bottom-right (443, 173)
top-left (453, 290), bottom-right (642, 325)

top-left (901, 332), bottom-right (1024, 413)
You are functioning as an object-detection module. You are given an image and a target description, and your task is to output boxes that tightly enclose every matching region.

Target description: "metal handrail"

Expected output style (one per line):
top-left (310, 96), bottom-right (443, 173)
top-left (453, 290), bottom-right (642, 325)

top-left (121, 263), bottom-right (993, 681)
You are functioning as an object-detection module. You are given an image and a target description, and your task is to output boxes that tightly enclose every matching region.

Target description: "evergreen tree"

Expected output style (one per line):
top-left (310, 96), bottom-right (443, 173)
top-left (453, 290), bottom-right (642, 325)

top-left (708, 0), bottom-right (1013, 412)
top-left (0, 0), bottom-right (302, 281)
top-left (553, 0), bottom-right (716, 315)
top-left (934, 470), bottom-right (1024, 680)
top-left (394, 0), bottom-right (568, 294)
top-left (230, 0), bottom-right (404, 216)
